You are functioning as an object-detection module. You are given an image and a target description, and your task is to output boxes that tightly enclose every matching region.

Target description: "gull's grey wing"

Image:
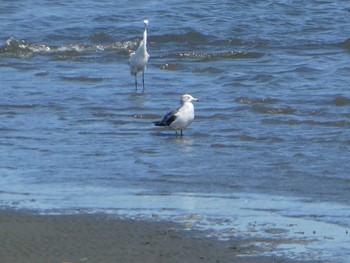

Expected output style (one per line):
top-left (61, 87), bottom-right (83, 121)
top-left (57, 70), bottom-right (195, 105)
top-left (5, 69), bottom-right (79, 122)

top-left (154, 109), bottom-right (178, 126)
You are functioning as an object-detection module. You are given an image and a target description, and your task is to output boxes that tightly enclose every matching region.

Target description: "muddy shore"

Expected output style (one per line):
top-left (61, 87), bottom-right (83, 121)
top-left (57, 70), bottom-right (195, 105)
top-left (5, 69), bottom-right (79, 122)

top-left (0, 210), bottom-right (312, 263)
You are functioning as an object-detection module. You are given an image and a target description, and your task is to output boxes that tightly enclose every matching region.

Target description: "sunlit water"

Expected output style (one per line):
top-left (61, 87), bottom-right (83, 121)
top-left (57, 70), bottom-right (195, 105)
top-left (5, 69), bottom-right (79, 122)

top-left (1, 1), bottom-right (350, 261)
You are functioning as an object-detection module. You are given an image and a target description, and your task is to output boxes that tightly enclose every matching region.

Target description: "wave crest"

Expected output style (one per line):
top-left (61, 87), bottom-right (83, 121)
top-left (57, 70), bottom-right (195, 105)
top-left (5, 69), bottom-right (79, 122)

top-left (0, 37), bottom-right (134, 59)
top-left (162, 51), bottom-right (263, 60)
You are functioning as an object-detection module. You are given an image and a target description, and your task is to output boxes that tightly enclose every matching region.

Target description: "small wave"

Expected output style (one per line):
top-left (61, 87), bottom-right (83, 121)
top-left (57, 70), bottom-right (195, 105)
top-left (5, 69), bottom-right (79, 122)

top-left (341, 37), bottom-right (350, 50)
top-left (238, 134), bottom-right (283, 142)
top-left (151, 30), bottom-right (209, 44)
top-left (152, 31), bottom-right (266, 50)
top-left (160, 63), bottom-right (186, 71)
top-left (0, 104), bottom-right (37, 110)
top-left (161, 51), bottom-right (263, 61)
top-left (262, 118), bottom-right (350, 127)
top-left (210, 143), bottom-right (239, 149)
top-left (60, 76), bottom-right (106, 83)
top-left (35, 71), bottom-right (50, 77)
top-left (236, 96), bottom-right (297, 116)
top-left (0, 37), bottom-right (133, 59)
top-left (291, 66), bottom-right (323, 74)
top-left (310, 120), bottom-right (350, 127)
top-left (332, 96), bottom-right (350, 107)
top-left (90, 33), bottom-right (114, 43)
top-left (192, 67), bottom-right (223, 74)
top-left (251, 105), bottom-right (296, 115)
top-left (0, 38), bottom-right (35, 58)
top-left (235, 97), bottom-right (278, 104)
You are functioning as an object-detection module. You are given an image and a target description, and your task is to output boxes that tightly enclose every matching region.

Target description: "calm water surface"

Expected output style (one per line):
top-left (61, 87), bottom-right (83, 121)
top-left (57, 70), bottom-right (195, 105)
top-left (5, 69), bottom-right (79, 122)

top-left (1, 0), bottom-right (350, 261)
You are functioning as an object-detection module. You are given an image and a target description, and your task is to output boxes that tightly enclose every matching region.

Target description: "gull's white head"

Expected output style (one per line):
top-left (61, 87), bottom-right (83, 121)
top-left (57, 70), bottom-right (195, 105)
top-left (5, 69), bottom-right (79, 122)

top-left (180, 94), bottom-right (199, 105)
top-left (143, 20), bottom-right (149, 26)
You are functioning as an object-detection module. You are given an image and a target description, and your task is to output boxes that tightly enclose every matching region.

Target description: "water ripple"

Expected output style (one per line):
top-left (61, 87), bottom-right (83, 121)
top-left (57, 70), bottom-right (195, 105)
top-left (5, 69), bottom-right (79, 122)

top-left (251, 105), bottom-right (296, 115)
top-left (161, 51), bottom-right (264, 60)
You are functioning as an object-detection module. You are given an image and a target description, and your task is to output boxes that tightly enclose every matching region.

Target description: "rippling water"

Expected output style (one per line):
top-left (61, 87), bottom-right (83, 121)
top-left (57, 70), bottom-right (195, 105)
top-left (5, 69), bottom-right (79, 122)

top-left (1, 0), bottom-right (350, 261)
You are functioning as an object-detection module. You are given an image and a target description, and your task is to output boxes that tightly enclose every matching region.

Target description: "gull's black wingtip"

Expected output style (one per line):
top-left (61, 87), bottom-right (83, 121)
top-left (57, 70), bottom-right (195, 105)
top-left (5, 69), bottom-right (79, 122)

top-left (153, 121), bottom-right (164, 126)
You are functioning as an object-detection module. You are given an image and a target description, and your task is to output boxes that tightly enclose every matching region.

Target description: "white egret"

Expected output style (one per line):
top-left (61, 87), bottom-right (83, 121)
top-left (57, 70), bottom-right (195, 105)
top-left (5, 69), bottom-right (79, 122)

top-left (154, 94), bottom-right (199, 136)
top-left (129, 20), bottom-right (149, 91)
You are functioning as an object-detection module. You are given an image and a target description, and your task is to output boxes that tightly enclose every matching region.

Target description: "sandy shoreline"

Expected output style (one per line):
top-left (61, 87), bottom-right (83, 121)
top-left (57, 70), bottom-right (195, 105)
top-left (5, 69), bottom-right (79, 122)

top-left (0, 209), bottom-right (306, 263)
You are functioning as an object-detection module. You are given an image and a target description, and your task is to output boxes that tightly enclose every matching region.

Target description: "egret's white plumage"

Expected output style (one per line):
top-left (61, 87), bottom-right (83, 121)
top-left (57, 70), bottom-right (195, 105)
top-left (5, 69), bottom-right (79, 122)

top-left (129, 20), bottom-right (149, 91)
top-left (154, 94), bottom-right (199, 136)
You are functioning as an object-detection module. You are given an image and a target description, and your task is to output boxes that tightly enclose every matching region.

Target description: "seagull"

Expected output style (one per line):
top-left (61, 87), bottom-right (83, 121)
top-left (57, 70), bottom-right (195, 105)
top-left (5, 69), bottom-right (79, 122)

top-left (129, 20), bottom-right (150, 91)
top-left (154, 94), bottom-right (199, 136)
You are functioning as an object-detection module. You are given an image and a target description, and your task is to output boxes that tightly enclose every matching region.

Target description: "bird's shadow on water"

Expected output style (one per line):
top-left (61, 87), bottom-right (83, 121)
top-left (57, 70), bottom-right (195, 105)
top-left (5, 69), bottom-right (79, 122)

top-left (131, 89), bottom-right (147, 95)
top-left (152, 131), bottom-right (194, 146)
top-left (171, 136), bottom-right (194, 146)
top-left (128, 90), bottom-right (150, 107)
top-left (129, 90), bottom-right (149, 97)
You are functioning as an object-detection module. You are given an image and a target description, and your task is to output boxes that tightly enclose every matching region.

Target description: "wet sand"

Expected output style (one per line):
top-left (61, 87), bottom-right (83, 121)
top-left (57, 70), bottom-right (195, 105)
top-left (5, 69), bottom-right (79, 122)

top-left (0, 210), bottom-right (303, 263)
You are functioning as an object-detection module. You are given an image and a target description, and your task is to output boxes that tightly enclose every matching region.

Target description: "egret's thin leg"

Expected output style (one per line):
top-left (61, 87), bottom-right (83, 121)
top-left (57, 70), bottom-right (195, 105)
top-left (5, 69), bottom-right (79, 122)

top-left (142, 71), bottom-right (145, 92)
top-left (135, 75), bottom-right (138, 91)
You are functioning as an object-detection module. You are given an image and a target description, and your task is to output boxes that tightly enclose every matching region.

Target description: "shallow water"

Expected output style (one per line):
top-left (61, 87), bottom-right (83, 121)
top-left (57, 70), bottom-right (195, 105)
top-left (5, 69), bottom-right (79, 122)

top-left (1, 0), bottom-right (350, 261)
